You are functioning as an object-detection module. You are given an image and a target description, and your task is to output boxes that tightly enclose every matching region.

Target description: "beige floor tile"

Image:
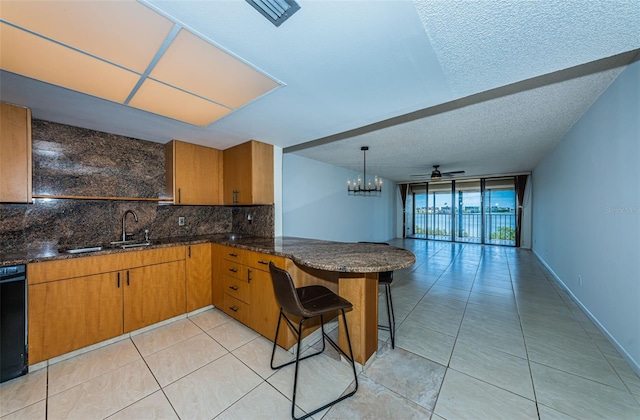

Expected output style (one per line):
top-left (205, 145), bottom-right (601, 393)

top-left (456, 319), bottom-right (527, 358)
top-left (363, 345), bottom-right (446, 411)
top-left (107, 390), bottom-right (178, 420)
top-left (405, 304), bottom-right (464, 337)
top-left (206, 318), bottom-right (260, 351)
top-left (188, 307), bottom-right (233, 331)
top-left (425, 284), bottom-right (471, 302)
top-left (605, 354), bottom-right (640, 395)
top-left (268, 351), bottom-right (357, 419)
top-left (0, 368), bottom-right (46, 417)
top-left (324, 375), bottom-right (432, 419)
top-left (48, 339), bottom-right (141, 396)
top-left (145, 333), bottom-right (228, 387)
top-left (538, 403), bottom-right (582, 419)
top-left (0, 400), bottom-right (45, 420)
top-left (434, 369), bottom-right (538, 420)
top-left (132, 318), bottom-right (202, 356)
top-left (216, 382), bottom-right (293, 420)
top-left (232, 336), bottom-right (292, 379)
top-left (526, 334), bottom-right (625, 389)
top-left (449, 341), bottom-right (534, 399)
top-left (531, 362), bottom-right (640, 419)
top-left (164, 353), bottom-right (262, 419)
top-left (395, 318), bottom-right (457, 365)
top-left (47, 359), bottom-right (159, 420)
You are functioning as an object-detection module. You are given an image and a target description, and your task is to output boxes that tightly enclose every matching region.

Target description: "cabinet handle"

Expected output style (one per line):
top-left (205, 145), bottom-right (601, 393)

top-left (178, 188), bottom-right (181, 204)
top-left (229, 285), bottom-right (239, 291)
top-left (117, 272), bottom-right (120, 288)
top-left (247, 269), bottom-right (252, 283)
top-left (229, 253), bottom-right (238, 258)
top-left (229, 306), bottom-right (238, 312)
top-left (258, 260), bottom-right (269, 265)
top-left (188, 246), bottom-right (191, 258)
top-left (228, 268), bottom-right (238, 273)
top-left (127, 271), bottom-right (130, 286)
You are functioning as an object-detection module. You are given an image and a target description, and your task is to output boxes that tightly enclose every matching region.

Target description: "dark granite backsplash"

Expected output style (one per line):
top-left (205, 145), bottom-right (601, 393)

top-left (0, 120), bottom-right (274, 252)
top-left (32, 120), bottom-right (166, 198)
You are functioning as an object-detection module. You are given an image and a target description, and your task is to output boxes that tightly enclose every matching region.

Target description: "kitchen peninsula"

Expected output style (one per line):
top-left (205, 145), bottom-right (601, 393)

top-left (3, 236), bottom-right (415, 366)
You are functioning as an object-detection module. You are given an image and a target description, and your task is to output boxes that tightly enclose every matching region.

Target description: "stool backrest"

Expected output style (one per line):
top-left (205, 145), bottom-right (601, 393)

top-left (269, 262), bottom-right (305, 317)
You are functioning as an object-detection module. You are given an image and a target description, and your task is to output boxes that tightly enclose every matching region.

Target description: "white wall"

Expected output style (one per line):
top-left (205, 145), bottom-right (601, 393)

top-left (282, 153), bottom-right (396, 242)
top-left (532, 58), bottom-right (640, 372)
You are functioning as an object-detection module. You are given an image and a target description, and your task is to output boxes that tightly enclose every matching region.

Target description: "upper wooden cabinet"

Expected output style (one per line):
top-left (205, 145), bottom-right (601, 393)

top-left (0, 102), bottom-right (32, 203)
top-left (223, 140), bottom-right (273, 205)
top-left (165, 140), bottom-right (223, 205)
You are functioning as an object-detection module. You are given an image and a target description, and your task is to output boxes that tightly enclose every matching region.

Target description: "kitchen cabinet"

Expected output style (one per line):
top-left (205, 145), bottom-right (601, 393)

top-left (223, 140), bottom-right (273, 205)
top-left (124, 260), bottom-right (185, 333)
top-left (186, 243), bottom-right (212, 312)
top-left (165, 139), bottom-right (223, 205)
top-left (0, 102), bottom-right (32, 203)
top-left (28, 246), bottom-right (186, 364)
top-left (28, 272), bottom-right (122, 363)
top-left (212, 244), bottom-right (292, 347)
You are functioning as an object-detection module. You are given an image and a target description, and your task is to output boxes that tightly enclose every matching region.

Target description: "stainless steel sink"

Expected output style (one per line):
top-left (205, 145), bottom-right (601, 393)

top-left (62, 246), bottom-right (105, 254)
top-left (117, 241), bottom-right (152, 249)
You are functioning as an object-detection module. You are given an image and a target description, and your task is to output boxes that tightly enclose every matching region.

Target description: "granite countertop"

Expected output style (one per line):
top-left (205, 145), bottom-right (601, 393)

top-left (0, 235), bottom-right (416, 273)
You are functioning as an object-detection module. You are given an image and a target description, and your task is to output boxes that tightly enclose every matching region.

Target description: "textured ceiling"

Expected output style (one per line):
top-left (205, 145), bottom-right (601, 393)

top-left (1, 0), bottom-right (639, 182)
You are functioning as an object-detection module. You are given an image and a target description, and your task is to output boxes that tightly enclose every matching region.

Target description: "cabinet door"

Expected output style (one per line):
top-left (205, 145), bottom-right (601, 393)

top-left (167, 140), bottom-right (222, 205)
top-left (186, 243), bottom-right (212, 312)
top-left (28, 272), bottom-right (123, 364)
top-left (249, 268), bottom-right (283, 344)
top-left (123, 261), bottom-right (186, 333)
top-left (223, 140), bottom-right (273, 205)
top-left (0, 103), bottom-right (32, 203)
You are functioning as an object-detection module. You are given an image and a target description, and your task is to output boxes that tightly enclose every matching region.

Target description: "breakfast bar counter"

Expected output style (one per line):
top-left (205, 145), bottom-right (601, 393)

top-left (2, 235), bottom-right (415, 364)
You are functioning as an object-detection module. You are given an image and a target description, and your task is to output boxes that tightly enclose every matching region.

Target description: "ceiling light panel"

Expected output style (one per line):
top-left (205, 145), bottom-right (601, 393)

top-left (0, 23), bottom-right (140, 103)
top-left (128, 79), bottom-right (232, 126)
top-left (149, 29), bottom-right (280, 109)
top-left (0, 0), bottom-right (174, 73)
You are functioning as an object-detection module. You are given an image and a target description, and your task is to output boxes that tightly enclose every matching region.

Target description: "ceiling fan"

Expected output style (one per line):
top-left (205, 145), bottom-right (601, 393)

top-left (411, 165), bottom-right (466, 180)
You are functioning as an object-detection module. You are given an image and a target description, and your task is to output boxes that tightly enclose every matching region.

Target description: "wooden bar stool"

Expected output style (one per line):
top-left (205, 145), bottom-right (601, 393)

top-left (268, 262), bottom-right (358, 420)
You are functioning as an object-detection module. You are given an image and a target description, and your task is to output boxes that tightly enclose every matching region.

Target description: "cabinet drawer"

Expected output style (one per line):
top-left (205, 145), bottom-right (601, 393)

top-left (245, 252), bottom-right (285, 272)
top-left (221, 259), bottom-right (244, 280)
top-left (220, 246), bottom-right (245, 264)
top-left (222, 274), bottom-right (250, 304)
top-left (222, 293), bottom-right (249, 324)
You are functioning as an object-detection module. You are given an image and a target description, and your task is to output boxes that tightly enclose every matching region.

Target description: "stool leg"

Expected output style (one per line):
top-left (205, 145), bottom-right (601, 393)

top-left (386, 283), bottom-right (396, 349)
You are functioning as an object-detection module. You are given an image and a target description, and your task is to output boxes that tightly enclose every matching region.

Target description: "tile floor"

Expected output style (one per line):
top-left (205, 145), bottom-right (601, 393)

top-left (2, 240), bottom-right (640, 419)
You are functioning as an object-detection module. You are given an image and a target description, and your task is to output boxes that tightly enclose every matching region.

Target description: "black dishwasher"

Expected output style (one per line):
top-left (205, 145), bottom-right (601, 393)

top-left (0, 264), bottom-right (28, 383)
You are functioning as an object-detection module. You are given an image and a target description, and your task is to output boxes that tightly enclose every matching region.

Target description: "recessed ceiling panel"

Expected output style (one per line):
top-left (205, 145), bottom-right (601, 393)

top-left (0, 23), bottom-right (140, 103)
top-left (149, 29), bottom-right (280, 109)
top-left (128, 79), bottom-right (232, 126)
top-left (0, 0), bottom-right (174, 73)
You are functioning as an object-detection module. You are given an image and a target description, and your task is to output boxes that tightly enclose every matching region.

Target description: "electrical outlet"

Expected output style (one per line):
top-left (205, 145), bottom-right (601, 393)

top-left (578, 275), bottom-right (582, 286)
top-left (178, 216), bottom-right (185, 226)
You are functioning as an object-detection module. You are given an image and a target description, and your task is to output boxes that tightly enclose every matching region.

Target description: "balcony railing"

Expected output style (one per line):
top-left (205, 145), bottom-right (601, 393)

top-left (410, 212), bottom-right (515, 246)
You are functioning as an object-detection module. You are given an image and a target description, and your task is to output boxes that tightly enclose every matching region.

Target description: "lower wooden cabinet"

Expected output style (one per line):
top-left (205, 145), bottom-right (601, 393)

top-left (28, 247), bottom-right (187, 364)
top-left (186, 243), bottom-right (212, 312)
top-left (28, 272), bottom-right (123, 363)
top-left (123, 260), bottom-right (186, 333)
top-left (212, 244), bottom-right (293, 347)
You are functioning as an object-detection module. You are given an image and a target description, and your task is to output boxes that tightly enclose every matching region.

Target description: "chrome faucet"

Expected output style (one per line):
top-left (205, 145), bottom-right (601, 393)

top-left (121, 210), bottom-right (138, 242)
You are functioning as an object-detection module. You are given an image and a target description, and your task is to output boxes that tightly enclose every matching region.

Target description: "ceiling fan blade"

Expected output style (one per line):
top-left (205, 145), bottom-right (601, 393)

top-left (410, 174), bottom-right (430, 177)
top-left (442, 170), bottom-right (465, 176)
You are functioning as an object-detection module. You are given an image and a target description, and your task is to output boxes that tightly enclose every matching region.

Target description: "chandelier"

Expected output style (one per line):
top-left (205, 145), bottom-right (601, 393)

top-left (347, 146), bottom-right (382, 195)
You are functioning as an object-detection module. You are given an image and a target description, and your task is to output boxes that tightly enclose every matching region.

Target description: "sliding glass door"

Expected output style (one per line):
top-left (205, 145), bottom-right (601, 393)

top-left (406, 177), bottom-right (516, 246)
top-left (454, 180), bottom-right (482, 243)
top-left (484, 178), bottom-right (516, 246)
